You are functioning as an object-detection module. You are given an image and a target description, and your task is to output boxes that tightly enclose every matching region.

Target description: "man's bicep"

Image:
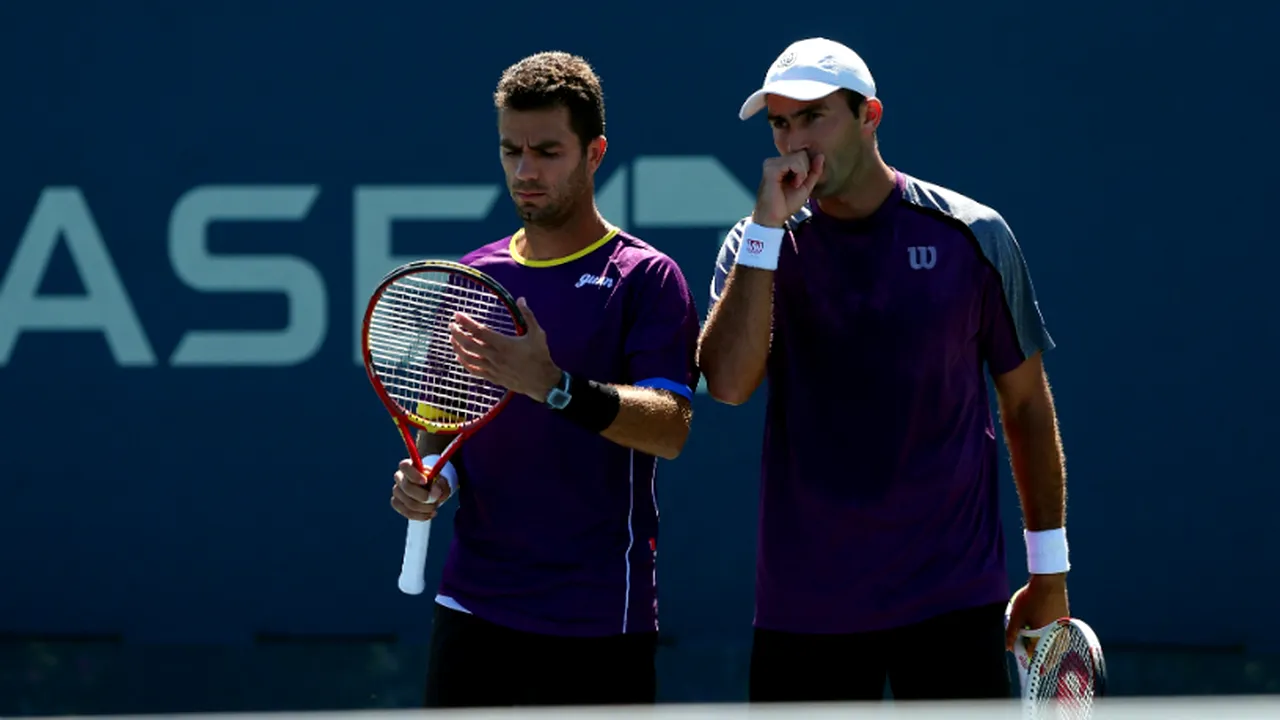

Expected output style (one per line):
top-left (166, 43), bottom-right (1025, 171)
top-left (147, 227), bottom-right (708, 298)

top-left (992, 350), bottom-right (1049, 408)
top-left (629, 385), bottom-right (693, 410)
top-left (635, 377), bottom-right (694, 402)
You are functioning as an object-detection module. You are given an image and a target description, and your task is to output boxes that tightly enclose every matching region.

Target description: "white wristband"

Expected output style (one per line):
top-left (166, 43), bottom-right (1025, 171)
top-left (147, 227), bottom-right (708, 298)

top-left (422, 453), bottom-right (458, 504)
top-left (1025, 528), bottom-right (1070, 574)
top-left (734, 222), bottom-right (786, 271)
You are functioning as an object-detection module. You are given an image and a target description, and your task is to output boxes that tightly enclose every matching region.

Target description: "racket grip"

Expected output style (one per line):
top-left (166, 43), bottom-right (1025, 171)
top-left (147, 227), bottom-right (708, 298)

top-left (398, 518), bottom-right (432, 595)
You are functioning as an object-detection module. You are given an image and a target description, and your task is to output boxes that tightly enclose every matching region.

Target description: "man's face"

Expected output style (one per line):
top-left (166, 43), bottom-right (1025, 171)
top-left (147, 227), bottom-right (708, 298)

top-left (498, 105), bottom-right (604, 227)
top-left (765, 91), bottom-right (870, 198)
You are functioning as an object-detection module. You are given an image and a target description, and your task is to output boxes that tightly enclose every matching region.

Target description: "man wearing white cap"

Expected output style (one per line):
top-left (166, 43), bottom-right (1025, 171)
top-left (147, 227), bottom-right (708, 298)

top-left (697, 37), bottom-right (1072, 701)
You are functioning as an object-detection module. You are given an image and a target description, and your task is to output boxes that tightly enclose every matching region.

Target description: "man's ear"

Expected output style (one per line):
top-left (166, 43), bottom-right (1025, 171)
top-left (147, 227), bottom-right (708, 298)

top-left (587, 136), bottom-right (608, 171)
top-left (863, 98), bottom-right (884, 133)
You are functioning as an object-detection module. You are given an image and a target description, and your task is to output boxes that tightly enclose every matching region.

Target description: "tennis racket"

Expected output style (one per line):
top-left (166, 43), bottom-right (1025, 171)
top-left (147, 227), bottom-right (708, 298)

top-left (361, 259), bottom-right (526, 596)
top-left (1006, 599), bottom-right (1108, 719)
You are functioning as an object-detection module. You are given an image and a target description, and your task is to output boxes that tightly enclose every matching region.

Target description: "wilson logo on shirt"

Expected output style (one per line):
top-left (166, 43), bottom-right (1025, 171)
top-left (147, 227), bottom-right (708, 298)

top-left (908, 246), bottom-right (937, 270)
top-left (575, 273), bottom-right (615, 289)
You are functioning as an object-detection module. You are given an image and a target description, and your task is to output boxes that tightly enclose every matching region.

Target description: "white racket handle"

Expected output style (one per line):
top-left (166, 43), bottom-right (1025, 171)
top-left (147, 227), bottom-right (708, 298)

top-left (396, 454), bottom-right (458, 596)
top-left (398, 518), bottom-right (432, 595)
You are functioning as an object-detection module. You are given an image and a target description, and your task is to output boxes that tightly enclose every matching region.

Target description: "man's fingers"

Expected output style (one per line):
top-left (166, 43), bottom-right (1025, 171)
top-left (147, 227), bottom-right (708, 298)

top-left (391, 459), bottom-right (447, 521)
top-left (426, 478), bottom-right (452, 505)
top-left (390, 494), bottom-right (436, 522)
top-left (516, 297), bottom-right (540, 334)
top-left (765, 153), bottom-right (810, 185)
top-left (455, 352), bottom-right (498, 381)
top-left (451, 324), bottom-right (508, 376)
top-left (398, 462), bottom-right (428, 485)
top-left (450, 323), bottom-right (491, 355)
top-left (450, 331), bottom-right (507, 383)
top-left (1004, 623), bottom-right (1019, 652)
top-left (453, 312), bottom-right (486, 333)
top-left (1004, 617), bottom-right (1022, 651)
top-left (1004, 602), bottom-right (1027, 651)
top-left (395, 474), bottom-right (436, 504)
top-left (464, 364), bottom-right (497, 383)
top-left (454, 313), bottom-right (505, 346)
top-left (782, 151), bottom-right (810, 174)
top-left (451, 332), bottom-right (497, 375)
top-left (802, 154), bottom-right (826, 192)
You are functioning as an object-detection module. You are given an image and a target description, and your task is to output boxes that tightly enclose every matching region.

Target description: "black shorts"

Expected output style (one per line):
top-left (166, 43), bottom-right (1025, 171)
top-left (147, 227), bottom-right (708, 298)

top-left (423, 603), bottom-right (658, 708)
top-left (749, 601), bottom-right (1012, 702)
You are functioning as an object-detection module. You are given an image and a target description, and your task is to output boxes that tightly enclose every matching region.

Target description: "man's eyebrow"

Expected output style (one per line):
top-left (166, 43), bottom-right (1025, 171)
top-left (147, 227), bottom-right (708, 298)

top-left (499, 138), bottom-right (565, 150)
top-left (767, 102), bottom-right (829, 123)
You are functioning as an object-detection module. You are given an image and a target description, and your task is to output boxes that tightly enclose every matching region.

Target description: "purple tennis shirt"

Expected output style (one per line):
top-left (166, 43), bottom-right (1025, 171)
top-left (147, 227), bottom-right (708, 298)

top-left (435, 227), bottom-right (700, 638)
top-left (709, 170), bottom-right (1055, 634)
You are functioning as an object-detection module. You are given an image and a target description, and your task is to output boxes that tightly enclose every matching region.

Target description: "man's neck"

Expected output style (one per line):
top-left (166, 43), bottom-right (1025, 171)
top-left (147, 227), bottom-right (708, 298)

top-left (816, 156), bottom-right (898, 221)
top-left (518, 206), bottom-right (612, 262)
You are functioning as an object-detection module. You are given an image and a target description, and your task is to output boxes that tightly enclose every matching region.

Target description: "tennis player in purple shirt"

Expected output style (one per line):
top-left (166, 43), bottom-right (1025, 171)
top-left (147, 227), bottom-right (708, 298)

top-left (389, 51), bottom-right (700, 708)
top-left (698, 37), bottom-right (1073, 702)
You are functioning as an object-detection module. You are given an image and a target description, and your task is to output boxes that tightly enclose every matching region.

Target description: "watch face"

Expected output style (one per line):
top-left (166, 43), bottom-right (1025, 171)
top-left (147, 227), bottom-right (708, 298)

top-left (547, 388), bottom-right (570, 409)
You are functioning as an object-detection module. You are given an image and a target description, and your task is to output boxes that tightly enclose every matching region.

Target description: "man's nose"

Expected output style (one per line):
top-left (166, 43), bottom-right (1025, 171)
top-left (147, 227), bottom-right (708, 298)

top-left (514, 153), bottom-right (538, 180)
top-left (783, 133), bottom-right (809, 155)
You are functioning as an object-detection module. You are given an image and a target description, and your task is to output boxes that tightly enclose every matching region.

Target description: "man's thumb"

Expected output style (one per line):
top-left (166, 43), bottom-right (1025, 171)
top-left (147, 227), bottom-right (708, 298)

top-left (1005, 603), bottom-right (1027, 651)
top-left (517, 297), bottom-right (539, 333)
top-left (1005, 620), bottom-right (1020, 651)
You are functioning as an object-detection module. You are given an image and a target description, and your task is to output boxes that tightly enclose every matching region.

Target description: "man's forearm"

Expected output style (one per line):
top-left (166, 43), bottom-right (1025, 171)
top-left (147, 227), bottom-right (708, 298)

top-left (697, 267), bottom-right (774, 405)
top-left (598, 385), bottom-right (692, 461)
top-left (413, 382), bottom-right (689, 464)
top-left (1001, 393), bottom-right (1067, 532)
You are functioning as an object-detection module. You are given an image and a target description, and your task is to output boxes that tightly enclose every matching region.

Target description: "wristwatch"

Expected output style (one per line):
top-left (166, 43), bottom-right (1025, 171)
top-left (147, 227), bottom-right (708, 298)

top-left (545, 370), bottom-right (573, 410)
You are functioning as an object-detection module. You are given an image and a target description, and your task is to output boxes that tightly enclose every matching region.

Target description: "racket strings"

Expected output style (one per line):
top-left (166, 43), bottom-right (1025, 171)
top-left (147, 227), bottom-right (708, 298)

top-left (367, 271), bottom-right (520, 423)
top-left (1033, 628), bottom-right (1097, 719)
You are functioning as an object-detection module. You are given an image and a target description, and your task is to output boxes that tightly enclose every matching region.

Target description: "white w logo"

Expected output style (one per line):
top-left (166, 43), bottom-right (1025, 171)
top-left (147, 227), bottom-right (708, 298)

top-left (908, 246), bottom-right (937, 270)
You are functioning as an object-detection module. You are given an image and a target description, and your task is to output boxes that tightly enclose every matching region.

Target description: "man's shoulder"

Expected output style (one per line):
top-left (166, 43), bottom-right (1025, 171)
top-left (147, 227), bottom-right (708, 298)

top-left (898, 172), bottom-right (1014, 250)
top-left (458, 235), bottom-right (515, 267)
top-left (611, 230), bottom-right (688, 281)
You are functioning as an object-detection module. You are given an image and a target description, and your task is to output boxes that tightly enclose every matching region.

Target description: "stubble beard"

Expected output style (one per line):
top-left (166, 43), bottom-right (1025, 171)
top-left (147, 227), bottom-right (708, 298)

top-left (517, 164), bottom-right (588, 229)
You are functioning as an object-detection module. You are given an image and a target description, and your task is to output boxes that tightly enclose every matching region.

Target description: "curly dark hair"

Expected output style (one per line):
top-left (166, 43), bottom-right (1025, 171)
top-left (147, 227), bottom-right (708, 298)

top-left (494, 51), bottom-right (606, 149)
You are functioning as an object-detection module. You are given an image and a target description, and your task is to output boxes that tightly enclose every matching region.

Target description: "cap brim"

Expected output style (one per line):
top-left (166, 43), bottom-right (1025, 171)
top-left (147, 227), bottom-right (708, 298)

top-left (738, 79), bottom-right (844, 120)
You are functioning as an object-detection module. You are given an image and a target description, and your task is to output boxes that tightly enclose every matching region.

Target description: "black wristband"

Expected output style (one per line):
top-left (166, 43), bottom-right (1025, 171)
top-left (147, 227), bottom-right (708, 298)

top-left (555, 372), bottom-right (621, 434)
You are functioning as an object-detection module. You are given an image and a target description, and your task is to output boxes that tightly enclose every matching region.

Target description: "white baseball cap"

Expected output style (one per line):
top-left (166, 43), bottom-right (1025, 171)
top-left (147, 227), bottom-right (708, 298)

top-left (738, 37), bottom-right (877, 121)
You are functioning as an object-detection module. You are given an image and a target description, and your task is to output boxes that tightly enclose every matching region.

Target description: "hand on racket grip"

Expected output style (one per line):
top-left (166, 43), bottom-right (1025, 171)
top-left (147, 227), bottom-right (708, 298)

top-left (752, 151), bottom-right (825, 228)
top-left (1004, 573), bottom-right (1070, 651)
top-left (390, 458), bottom-right (453, 522)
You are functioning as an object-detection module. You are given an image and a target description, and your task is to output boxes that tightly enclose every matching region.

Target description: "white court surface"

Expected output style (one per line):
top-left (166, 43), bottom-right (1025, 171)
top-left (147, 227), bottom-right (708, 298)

top-left (13, 698), bottom-right (1280, 720)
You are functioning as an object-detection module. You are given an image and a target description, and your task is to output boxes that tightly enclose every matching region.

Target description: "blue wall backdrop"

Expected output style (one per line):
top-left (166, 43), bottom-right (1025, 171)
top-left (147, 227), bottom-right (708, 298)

top-left (3, 0), bottom-right (1279, 712)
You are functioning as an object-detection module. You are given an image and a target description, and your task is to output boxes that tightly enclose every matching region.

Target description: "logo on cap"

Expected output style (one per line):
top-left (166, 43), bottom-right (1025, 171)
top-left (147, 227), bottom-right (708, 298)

top-left (775, 51), bottom-right (796, 69)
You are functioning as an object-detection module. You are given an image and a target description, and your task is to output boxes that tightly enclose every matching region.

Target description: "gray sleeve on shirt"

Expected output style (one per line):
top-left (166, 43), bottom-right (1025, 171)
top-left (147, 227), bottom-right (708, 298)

top-left (969, 211), bottom-right (1056, 360)
top-left (709, 218), bottom-right (749, 309)
top-left (905, 178), bottom-right (1055, 360)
